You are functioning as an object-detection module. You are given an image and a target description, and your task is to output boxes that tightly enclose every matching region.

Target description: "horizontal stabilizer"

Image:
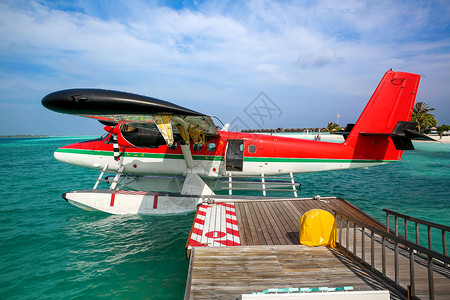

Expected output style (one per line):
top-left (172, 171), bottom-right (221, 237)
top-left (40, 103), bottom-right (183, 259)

top-left (335, 124), bottom-right (355, 140)
top-left (359, 121), bottom-right (436, 150)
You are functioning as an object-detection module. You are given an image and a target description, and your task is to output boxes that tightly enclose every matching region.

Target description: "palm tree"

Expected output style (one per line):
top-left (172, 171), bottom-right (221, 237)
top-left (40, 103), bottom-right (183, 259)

top-left (325, 122), bottom-right (340, 134)
top-left (411, 102), bottom-right (437, 133)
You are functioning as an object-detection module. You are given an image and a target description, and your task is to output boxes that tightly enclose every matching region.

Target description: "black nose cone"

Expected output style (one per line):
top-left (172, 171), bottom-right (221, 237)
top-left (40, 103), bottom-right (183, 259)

top-left (42, 89), bottom-right (88, 114)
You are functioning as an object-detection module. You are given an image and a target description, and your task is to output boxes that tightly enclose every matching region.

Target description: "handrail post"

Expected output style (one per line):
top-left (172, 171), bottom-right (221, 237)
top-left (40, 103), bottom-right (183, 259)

top-left (362, 227), bottom-right (365, 261)
top-left (339, 215), bottom-right (343, 246)
top-left (395, 215), bottom-right (398, 236)
top-left (386, 212), bottom-right (390, 232)
top-left (382, 236), bottom-right (386, 276)
top-left (353, 222), bottom-right (357, 255)
top-left (394, 240), bottom-right (399, 284)
top-left (409, 247), bottom-right (415, 298)
top-left (428, 225), bottom-right (432, 251)
top-left (346, 219), bottom-right (349, 250)
top-left (371, 230), bottom-right (375, 269)
top-left (443, 230), bottom-right (448, 268)
top-left (427, 255), bottom-right (435, 300)
top-left (415, 222), bottom-right (419, 246)
top-left (404, 219), bottom-right (408, 240)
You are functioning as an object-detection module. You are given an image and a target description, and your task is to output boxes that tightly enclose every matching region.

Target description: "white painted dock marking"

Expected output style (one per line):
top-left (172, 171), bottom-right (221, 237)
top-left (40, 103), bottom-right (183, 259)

top-left (188, 203), bottom-right (241, 248)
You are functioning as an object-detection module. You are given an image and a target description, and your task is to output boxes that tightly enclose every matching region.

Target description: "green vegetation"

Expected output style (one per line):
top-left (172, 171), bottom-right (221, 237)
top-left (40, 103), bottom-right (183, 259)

top-left (324, 122), bottom-right (340, 134)
top-left (437, 125), bottom-right (450, 134)
top-left (411, 102), bottom-right (437, 133)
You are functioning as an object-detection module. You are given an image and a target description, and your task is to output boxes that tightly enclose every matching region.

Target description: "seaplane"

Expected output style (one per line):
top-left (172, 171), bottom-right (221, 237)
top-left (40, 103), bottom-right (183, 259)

top-left (42, 69), bottom-right (430, 215)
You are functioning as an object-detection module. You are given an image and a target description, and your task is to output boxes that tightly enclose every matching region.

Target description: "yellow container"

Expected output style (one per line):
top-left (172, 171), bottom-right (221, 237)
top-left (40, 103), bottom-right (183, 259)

top-left (299, 209), bottom-right (336, 248)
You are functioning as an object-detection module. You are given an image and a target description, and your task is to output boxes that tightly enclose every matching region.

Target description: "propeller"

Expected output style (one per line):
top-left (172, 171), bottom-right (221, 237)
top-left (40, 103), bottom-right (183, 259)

top-left (103, 124), bottom-right (123, 161)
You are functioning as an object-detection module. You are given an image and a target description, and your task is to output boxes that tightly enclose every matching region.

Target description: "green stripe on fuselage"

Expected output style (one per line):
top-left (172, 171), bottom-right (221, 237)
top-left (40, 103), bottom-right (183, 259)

top-left (55, 148), bottom-right (393, 164)
top-left (243, 157), bottom-right (394, 164)
top-left (55, 148), bottom-right (223, 161)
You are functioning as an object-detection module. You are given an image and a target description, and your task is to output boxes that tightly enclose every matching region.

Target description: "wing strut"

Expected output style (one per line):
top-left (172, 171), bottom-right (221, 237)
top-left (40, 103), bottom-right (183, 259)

top-left (154, 115), bottom-right (174, 146)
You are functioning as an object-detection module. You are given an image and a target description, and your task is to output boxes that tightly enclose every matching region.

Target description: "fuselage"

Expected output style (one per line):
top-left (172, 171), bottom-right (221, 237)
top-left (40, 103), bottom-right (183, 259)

top-left (54, 131), bottom-right (396, 177)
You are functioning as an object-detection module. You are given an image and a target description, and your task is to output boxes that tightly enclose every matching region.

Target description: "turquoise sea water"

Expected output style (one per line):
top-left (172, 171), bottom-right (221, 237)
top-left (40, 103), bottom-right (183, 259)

top-left (0, 137), bottom-right (449, 299)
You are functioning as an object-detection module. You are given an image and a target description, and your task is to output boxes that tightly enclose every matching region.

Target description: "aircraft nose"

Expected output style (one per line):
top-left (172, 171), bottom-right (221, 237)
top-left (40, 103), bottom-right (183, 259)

top-left (54, 147), bottom-right (83, 166)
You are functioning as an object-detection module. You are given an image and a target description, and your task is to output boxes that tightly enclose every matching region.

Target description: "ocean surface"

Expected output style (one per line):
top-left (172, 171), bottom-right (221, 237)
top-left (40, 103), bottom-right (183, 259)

top-left (0, 136), bottom-right (449, 299)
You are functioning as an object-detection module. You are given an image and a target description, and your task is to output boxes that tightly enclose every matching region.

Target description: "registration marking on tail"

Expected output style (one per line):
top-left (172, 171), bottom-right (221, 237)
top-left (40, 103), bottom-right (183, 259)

top-left (188, 203), bottom-right (241, 250)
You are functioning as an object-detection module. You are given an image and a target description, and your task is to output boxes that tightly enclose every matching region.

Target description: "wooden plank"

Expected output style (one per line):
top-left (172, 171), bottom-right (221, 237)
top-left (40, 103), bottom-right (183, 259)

top-left (299, 199), bottom-right (318, 213)
top-left (247, 201), bottom-right (267, 245)
top-left (274, 200), bottom-right (300, 230)
top-left (270, 201), bottom-right (300, 245)
top-left (284, 200), bottom-right (303, 220)
top-left (274, 201), bottom-right (299, 244)
top-left (261, 201), bottom-right (290, 244)
top-left (234, 202), bottom-right (248, 245)
top-left (254, 201), bottom-right (275, 245)
top-left (268, 201), bottom-right (295, 244)
top-left (316, 198), bottom-right (341, 215)
top-left (242, 202), bottom-right (260, 245)
top-left (258, 201), bottom-right (284, 244)
top-left (187, 245), bottom-right (404, 300)
top-left (290, 199), bottom-right (308, 215)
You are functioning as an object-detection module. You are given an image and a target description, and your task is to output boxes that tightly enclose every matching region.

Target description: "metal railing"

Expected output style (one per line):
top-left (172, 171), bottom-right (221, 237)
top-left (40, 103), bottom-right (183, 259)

top-left (334, 210), bottom-right (450, 300)
top-left (225, 172), bottom-right (299, 197)
top-left (384, 209), bottom-right (449, 266)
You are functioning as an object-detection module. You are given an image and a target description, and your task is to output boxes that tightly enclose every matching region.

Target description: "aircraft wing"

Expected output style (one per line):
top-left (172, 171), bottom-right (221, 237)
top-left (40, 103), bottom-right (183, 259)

top-left (42, 88), bottom-right (219, 145)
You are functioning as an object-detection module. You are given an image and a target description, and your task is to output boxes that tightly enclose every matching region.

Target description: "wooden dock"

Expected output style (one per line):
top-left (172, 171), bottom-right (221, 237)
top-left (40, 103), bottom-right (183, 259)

top-left (184, 196), bottom-right (450, 299)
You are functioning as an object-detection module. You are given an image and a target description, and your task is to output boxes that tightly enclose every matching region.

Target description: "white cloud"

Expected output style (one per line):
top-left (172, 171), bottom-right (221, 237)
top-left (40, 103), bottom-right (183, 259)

top-left (295, 46), bottom-right (344, 69)
top-left (0, 0), bottom-right (449, 134)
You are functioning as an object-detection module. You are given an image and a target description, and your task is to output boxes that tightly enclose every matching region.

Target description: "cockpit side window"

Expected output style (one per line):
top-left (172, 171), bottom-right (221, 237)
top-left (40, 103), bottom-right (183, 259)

top-left (106, 134), bottom-right (117, 144)
top-left (207, 143), bottom-right (216, 152)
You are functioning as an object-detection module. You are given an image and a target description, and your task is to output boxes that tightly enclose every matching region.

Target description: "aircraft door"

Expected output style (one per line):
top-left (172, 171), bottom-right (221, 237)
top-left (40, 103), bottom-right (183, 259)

top-left (225, 139), bottom-right (244, 172)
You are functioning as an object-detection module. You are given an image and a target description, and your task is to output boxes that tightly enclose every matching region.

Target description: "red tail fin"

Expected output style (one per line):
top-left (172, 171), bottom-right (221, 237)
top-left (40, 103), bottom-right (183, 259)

top-left (345, 70), bottom-right (421, 161)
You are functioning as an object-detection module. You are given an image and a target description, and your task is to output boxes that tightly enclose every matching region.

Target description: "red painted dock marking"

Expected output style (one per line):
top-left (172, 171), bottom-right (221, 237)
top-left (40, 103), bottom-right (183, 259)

top-left (226, 218), bottom-right (238, 225)
top-left (205, 231), bottom-right (226, 239)
top-left (188, 203), bottom-right (241, 248)
top-left (225, 210), bottom-right (236, 216)
top-left (195, 218), bottom-right (205, 225)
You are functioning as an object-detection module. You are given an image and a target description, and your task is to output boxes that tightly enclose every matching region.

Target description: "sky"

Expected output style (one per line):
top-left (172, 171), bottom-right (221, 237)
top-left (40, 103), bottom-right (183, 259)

top-left (0, 0), bottom-right (449, 135)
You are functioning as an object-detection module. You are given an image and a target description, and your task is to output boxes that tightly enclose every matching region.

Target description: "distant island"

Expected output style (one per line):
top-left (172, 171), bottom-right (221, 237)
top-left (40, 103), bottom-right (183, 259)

top-left (0, 135), bottom-right (50, 138)
top-left (242, 127), bottom-right (324, 133)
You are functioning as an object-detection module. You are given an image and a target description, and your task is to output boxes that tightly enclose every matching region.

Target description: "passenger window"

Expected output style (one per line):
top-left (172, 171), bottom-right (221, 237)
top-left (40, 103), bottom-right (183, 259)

top-left (207, 143), bottom-right (216, 152)
top-left (239, 143), bottom-right (244, 152)
top-left (248, 145), bottom-right (257, 154)
top-left (193, 144), bottom-right (202, 151)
